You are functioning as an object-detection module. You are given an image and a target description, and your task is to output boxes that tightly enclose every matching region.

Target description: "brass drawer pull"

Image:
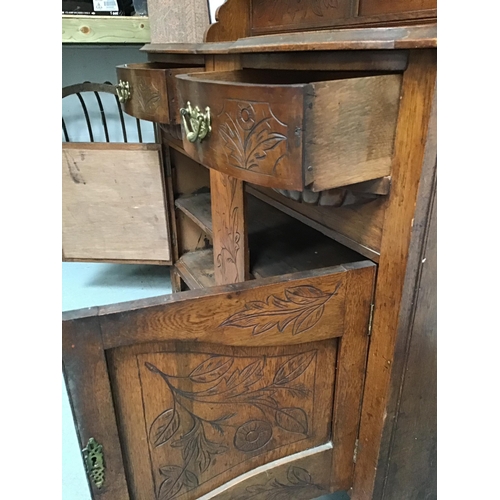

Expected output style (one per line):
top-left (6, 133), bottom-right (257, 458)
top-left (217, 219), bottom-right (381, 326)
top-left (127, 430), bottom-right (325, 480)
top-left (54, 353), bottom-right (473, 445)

top-left (116, 80), bottom-right (131, 103)
top-left (180, 101), bottom-right (211, 143)
top-left (82, 437), bottom-right (105, 489)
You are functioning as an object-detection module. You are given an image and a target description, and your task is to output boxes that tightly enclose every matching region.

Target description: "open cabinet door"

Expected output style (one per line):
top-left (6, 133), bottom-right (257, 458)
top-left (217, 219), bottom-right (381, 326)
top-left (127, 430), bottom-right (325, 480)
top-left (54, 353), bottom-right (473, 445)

top-left (63, 262), bottom-right (375, 500)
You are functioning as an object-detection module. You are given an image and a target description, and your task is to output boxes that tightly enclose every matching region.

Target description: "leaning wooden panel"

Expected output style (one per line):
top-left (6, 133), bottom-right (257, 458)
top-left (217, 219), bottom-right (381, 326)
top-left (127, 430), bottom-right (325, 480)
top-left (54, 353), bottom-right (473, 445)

top-left (97, 263), bottom-right (375, 349)
top-left (108, 340), bottom-right (336, 500)
top-left (62, 143), bottom-right (171, 263)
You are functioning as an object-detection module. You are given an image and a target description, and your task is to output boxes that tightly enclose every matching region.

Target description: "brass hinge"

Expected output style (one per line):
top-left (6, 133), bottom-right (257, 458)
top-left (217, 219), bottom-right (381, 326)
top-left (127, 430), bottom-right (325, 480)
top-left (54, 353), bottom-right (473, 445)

top-left (353, 438), bottom-right (359, 463)
top-left (367, 303), bottom-right (375, 336)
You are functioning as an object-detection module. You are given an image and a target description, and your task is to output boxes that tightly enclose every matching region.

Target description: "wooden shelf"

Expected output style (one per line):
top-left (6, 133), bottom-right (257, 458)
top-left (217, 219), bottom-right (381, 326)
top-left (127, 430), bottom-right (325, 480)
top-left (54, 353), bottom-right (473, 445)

top-left (174, 192), bottom-right (365, 290)
top-left (175, 249), bottom-right (215, 289)
top-left (62, 15), bottom-right (150, 44)
top-left (175, 194), bottom-right (213, 238)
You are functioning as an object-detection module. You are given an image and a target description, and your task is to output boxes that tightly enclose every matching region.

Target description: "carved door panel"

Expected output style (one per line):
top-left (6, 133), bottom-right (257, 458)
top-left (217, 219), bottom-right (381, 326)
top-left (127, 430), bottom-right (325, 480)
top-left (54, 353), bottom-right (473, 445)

top-left (63, 262), bottom-right (375, 500)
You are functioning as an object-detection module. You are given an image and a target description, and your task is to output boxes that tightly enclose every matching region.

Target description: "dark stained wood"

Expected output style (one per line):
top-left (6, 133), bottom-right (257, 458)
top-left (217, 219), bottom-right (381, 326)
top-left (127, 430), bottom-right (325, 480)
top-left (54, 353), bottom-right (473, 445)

top-left (359, 0), bottom-right (436, 16)
top-left (211, 171), bottom-right (249, 285)
top-left (241, 50), bottom-right (409, 72)
top-left (376, 171), bottom-right (436, 500)
top-left (115, 63), bottom-right (203, 124)
top-left (177, 70), bottom-right (400, 191)
top-left (205, 0), bottom-right (251, 42)
top-left (108, 340), bottom-right (337, 499)
top-left (352, 49), bottom-right (437, 499)
top-left (94, 263), bottom-right (372, 348)
top-left (331, 265), bottom-right (375, 491)
top-left (141, 25), bottom-right (436, 55)
top-left (62, 315), bottom-right (130, 500)
top-left (209, 445), bottom-right (334, 499)
top-left (248, 197), bottom-right (365, 279)
top-left (247, 185), bottom-right (384, 261)
top-left (372, 90), bottom-right (437, 500)
top-left (252, 0), bottom-right (357, 34)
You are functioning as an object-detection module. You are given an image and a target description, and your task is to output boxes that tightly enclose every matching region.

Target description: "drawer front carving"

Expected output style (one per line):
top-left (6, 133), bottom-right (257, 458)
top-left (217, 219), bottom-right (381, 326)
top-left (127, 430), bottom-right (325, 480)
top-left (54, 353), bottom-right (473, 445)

top-left (116, 64), bottom-right (203, 124)
top-left (177, 70), bottom-right (402, 191)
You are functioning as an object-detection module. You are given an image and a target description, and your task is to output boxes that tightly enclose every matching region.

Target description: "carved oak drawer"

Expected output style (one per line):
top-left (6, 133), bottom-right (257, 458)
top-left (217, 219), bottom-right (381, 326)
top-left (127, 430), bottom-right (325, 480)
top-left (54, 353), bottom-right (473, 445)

top-left (176, 70), bottom-right (402, 191)
top-left (115, 63), bottom-right (203, 124)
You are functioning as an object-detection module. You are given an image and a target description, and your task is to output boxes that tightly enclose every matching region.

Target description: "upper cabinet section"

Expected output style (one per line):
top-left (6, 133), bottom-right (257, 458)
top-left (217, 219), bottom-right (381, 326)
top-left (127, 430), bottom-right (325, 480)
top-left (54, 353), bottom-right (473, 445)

top-left (249, 0), bottom-right (436, 35)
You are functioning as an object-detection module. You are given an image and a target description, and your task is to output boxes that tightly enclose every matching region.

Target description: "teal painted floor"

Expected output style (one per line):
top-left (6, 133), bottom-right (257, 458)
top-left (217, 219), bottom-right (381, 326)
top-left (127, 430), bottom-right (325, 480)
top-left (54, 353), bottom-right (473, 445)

top-left (62, 262), bottom-right (341, 500)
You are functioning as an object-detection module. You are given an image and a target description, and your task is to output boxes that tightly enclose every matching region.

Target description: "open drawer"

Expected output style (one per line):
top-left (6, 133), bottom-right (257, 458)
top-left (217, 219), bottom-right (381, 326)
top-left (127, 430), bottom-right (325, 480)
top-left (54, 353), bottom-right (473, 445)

top-left (64, 256), bottom-right (375, 499)
top-left (115, 63), bottom-right (203, 124)
top-left (176, 69), bottom-right (402, 191)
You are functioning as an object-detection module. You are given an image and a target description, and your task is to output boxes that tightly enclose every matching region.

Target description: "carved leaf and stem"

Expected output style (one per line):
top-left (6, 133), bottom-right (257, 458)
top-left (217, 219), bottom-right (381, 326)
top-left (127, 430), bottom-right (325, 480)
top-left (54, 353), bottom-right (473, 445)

top-left (240, 465), bottom-right (328, 500)
top-left (221, 283), bottom-right (342, 335)
top-left (145, 351), bottom-right (316, 499)
top-left (216, 175), bottom-right (241, 283)
top-left (220, 101), bottom-right (287, 174)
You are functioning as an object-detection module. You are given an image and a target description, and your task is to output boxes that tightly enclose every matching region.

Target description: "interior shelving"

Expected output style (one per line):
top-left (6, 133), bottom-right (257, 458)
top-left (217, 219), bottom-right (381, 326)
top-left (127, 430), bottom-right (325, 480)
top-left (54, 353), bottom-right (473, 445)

top-left (173, 191), bottom-right (366, 290)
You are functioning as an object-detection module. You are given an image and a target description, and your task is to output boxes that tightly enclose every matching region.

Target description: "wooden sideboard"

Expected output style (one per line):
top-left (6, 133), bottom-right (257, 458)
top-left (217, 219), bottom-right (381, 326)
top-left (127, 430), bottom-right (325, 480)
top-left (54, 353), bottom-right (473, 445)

top-left (63, 1), bottom-right (437, 499)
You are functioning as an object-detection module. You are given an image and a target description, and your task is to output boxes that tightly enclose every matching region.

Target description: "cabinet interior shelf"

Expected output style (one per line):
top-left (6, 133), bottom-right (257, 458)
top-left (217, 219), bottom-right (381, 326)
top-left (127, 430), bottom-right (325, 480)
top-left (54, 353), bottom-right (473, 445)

top-left (174, 192), bottom-right (365, 290)
top-left (62, 15), bottom-right (150, 44)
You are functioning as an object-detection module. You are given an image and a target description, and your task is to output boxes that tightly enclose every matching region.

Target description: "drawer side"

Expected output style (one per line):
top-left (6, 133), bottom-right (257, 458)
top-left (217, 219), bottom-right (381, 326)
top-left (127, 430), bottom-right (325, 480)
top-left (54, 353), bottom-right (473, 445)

top-left (304, 74), bottom-right (402, 191)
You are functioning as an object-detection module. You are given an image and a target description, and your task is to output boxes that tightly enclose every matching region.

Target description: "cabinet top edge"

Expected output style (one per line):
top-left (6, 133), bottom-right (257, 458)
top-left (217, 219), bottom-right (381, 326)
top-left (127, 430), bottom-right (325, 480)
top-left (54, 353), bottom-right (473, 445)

top-left (142, 24), bottom-right (436, 55)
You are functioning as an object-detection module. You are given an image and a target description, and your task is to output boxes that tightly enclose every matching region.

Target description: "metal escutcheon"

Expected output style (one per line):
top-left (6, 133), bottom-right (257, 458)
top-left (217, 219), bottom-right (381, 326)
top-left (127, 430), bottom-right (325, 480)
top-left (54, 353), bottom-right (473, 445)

top-left (82, 437), bottom-right (105, 489)
top-left (180, 101), bottom-right (212, 143)
top-left (116, 80), bottom-right (131, 103)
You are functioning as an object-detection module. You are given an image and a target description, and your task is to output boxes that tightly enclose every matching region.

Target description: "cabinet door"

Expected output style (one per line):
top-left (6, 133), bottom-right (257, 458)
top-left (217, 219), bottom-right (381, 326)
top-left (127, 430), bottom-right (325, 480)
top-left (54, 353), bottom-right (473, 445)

top-left (63, 262), bottom-right (375, 499)
top-left (62, 142), bottom-right (172, 264)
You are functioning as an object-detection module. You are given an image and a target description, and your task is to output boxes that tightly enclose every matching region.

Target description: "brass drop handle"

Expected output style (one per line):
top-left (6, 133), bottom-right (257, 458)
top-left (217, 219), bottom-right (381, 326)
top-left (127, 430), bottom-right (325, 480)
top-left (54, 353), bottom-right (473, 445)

top-left (82, 437), bottom-right (105, 489)
top-left (180, 101), bottom-right (211, 143)
top-left (116, 80), bottom-right (131, 103)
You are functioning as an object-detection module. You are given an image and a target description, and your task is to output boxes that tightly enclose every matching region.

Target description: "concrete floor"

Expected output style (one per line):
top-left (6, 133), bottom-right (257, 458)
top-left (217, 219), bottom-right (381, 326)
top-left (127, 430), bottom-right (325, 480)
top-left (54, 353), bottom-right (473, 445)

top-left (62, 262), bottom-right (341, 500)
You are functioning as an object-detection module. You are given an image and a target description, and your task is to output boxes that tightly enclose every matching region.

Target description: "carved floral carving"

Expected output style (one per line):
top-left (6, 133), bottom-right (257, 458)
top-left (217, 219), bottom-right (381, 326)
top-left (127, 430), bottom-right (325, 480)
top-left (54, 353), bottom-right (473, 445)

top-left (144, 351), bottom-right (317, 499)
top-left (219, 100), bottom-right (288, 176)
top-left (136, 77), bottom-right (161, 115)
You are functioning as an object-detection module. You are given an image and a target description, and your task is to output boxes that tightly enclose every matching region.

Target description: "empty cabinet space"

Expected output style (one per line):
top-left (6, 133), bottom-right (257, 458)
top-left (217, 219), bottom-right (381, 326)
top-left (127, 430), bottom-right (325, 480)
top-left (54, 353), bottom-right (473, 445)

top-left (173, 192), bottom-right (365, 289)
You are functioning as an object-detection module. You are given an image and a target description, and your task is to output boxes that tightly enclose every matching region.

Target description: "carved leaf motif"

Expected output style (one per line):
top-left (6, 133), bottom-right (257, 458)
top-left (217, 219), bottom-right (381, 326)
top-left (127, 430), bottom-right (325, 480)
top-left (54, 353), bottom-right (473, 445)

top-left (136, 78), bottom-right (161, 114)
top-left (287, 466), bottom-right (312, 485)
top-left (219, 101), bottom-right (288, 174)
top-left (150, 408), bottom-right (180, 447)
top-left (183, 470), bottom-right (199, 489)
top-left (158, 466), bottom-right (183, 500)
top-left (273, 351), bottom-right (316, 386)
top-left (240, 464), bottom-right (325, 500)
top-left (275, 407), bottom-right (308, 434)
top-left (244, 121), bottom-right (286, 170)
top-left (189, 356), bottom-right (234, 383)
top-left (220, 284), bottom-right (340, 335)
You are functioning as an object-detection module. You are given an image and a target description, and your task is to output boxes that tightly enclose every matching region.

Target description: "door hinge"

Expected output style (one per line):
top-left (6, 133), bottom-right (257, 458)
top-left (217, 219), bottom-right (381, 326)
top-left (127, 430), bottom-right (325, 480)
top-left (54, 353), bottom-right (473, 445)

top-left (367, 303), bottom-right (375, 336)
top-left (353, 438), bottom-right (359, 463)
